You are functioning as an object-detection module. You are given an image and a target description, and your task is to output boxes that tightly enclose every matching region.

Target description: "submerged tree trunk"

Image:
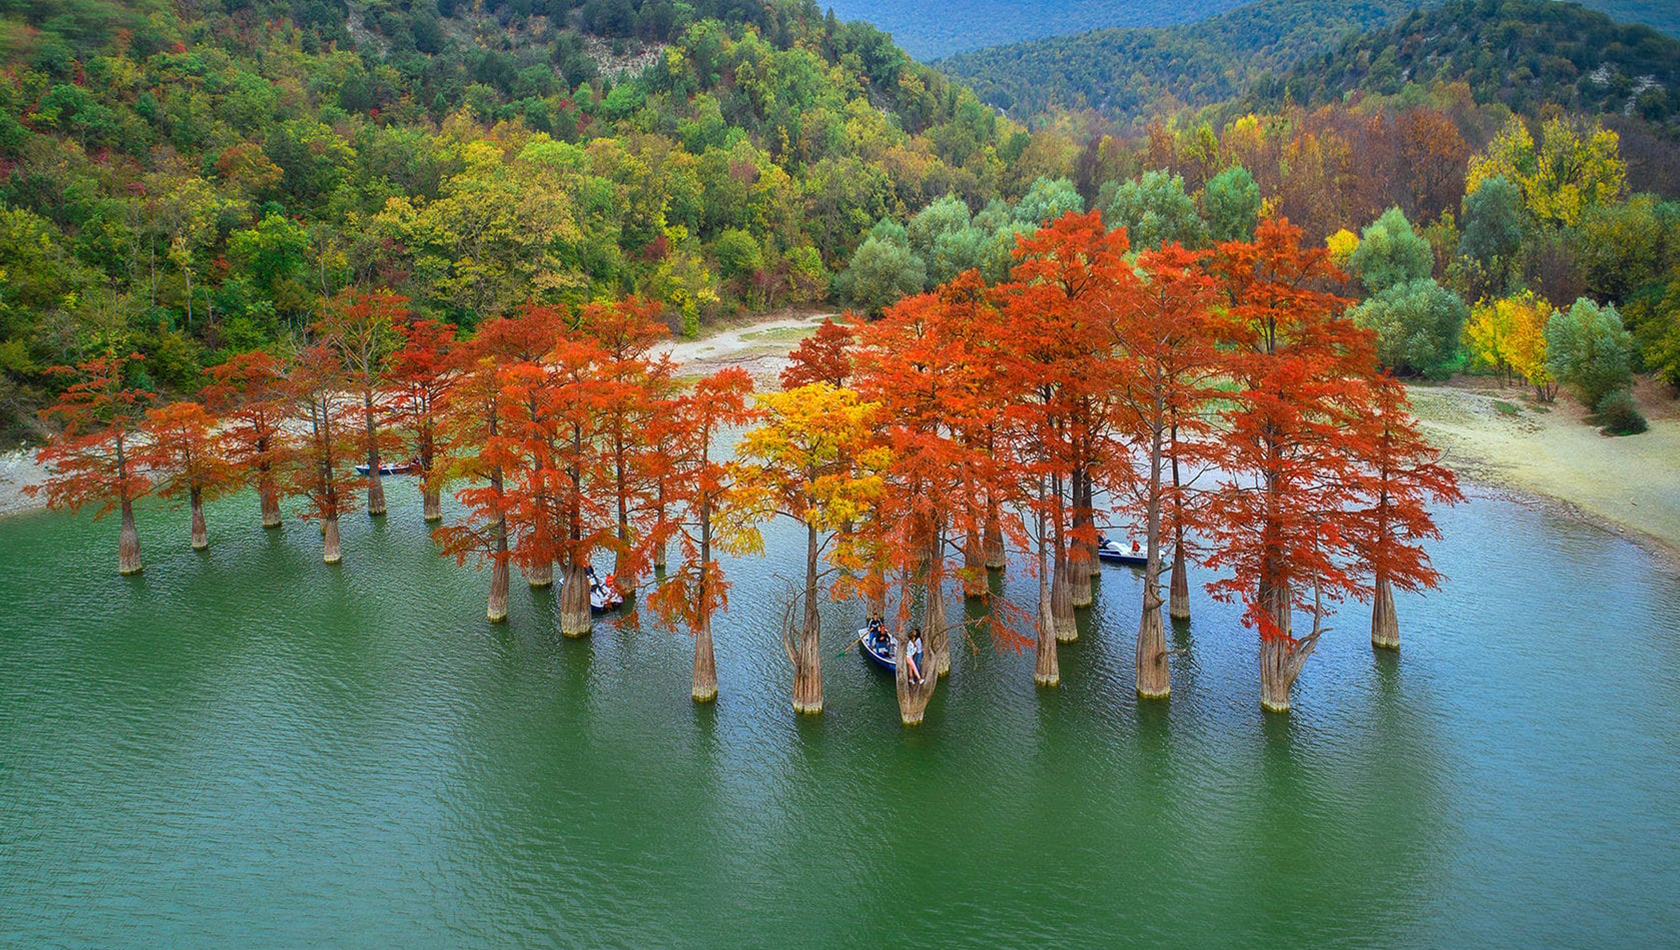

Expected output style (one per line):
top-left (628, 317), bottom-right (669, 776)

top-left (790, 523), bottom-right (824, 714)
top-left (1076, 471), bottom-right (1101, 578)
top-left (118, 498), bottom-right (143, 575)
top-left (558, 559), bottom-right (591, 638)
top-left (527, 556), bottom-right (554, 588)
top-left (189, 486), bottom-right (208, 551)
top-left (1135, 574), bottom-right (1168, 699)
top-left (259, 464), bottom-right (282, 529)
top-left (962, 527), bottom-right (985, 599)
top-left (983, 506), bottom-right (1006, 569)
top-left (1068, 470), bottom-right (1093, 607)
top-left (1371, 574), bottom-right (1399, 650)
top-left (321, 511), bottom-right (341, 564)
top-left (693, 616), bottom-right (718, 703)
top-left (927, 569), bottom-right (950, 677)
top-left (487, 516), bottom-right (510, 623)
top-left (1169, 540), bottom-right (1191, 620)
top-left (1051, 553), bottom-right (1076, 642)
top-left (894, 623), bottom-right (937, 726)
top-left (420, 425), bottom-right (441, 523)
top-left (1258, 580), bottom-right (1321, 713)
top-left (364, 391), bottom-right (385, 516)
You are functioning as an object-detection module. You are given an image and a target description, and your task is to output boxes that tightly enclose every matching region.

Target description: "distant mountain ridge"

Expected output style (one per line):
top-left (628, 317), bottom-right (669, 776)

top-left (935, 0), bottom-right (1436, 122)
top-left (820, 0), bottom-right (1252, 59)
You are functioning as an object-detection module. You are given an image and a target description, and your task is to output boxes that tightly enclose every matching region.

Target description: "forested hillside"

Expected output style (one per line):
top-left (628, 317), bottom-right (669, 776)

top-left (0, 0), bottom-right (1029, 439)
top-left (819, 0), bottom-right (1248, 59)
top-left (935, 0), bottom-right (1434, 122)
top-left (1268, 0), bottom-right (1680, 125)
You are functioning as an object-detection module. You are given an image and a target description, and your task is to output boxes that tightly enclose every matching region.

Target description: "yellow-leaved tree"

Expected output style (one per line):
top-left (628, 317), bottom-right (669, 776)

top-left (735, 383), bottom-right (889, 715)
top-left (1466, 292), bottom-right (1557, 400)
top-left (1466, 117), bottom-right (1625, 229)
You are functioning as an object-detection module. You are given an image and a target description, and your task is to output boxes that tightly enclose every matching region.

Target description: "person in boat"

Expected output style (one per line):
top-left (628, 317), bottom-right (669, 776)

top-left (904, 626), bottom-right (924, 684)
top-left (1131, 539), bottom-right (1141, 554)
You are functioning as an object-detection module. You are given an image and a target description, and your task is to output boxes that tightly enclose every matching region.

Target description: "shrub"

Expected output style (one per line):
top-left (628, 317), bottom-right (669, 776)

top-left (1593, 389), bottom-right (1648, 435)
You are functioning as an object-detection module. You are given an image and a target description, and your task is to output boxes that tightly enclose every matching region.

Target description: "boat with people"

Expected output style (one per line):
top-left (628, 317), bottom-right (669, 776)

top-left (855, 619), bottom-right (925, 678)
top-left (586, 567), bottom-right (625, 613)
top-left (355, 457), bottom-right (421, 476)
top-left (1096, 534), bottom-right (1149, 567)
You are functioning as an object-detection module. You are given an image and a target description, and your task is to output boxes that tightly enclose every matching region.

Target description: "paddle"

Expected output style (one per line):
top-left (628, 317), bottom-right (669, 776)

top-left (834, 633), bottom-right (864, 659)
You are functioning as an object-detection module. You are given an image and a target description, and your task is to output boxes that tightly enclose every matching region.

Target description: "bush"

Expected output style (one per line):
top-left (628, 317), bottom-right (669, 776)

top-left (1593, 389), bottom-right (1648, 435)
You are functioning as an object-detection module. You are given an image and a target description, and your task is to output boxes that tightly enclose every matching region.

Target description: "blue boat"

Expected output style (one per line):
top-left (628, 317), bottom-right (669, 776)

top-left (856, 625), bottom-right (923, 674)
top-left (1096, 535), bottom-right (1149, 567)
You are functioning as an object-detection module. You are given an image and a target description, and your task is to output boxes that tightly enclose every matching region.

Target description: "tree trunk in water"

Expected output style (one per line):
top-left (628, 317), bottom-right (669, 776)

top-left (1135, 570), bottom-right (1169, 699)
top-left (422, 486), bottom-right (441, 523)
top-left (1069, 549), bottom-right (1093, 607)
top-left (527, 557), bottom-right (553, 588)
top-left (927, 577), bottom-right (950, 677)
top-left (983, 513), bottom-right (1005, 569)
top-left (1371, 574), bottom-right (1399, 650)
top-left (559, 560), bottom-right (591, 638)
top-left (322, 512), bottom-right (341, 564)
top-left (791, 523), bottom-right (824, 714)
top-left (692, 617), bottom-right (718, 703)
top-left (1169, 542), bottom-right (1191, 620)
top-left (1258, 581), bottom-right (1318, 713)
top-left (487, 517), bottom-right (509, 623)
top-left (118, 499), bottom-right (143, 575)
top-left (1076, 473), bottom-right (1101, 577)
top-left (653, 541), bottom-right (667, 572)
top-left (259, 471), bottom-right (282, 529)
top-left (1051, 553), bottom-right (1076, 642)
top-left (961, 528), bottom-right (985, 599)
top-left (189, 487), bottom-right (208, 550)
top-left (1034, 596), bottom-right (1059, 687)
top-left (894, 626), bottom-right (936, 726)
top-left (364, 392), bottom-right (385, 516)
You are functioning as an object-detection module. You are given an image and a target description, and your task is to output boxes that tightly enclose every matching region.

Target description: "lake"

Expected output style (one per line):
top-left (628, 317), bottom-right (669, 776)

top-left (2, 482), bottom-right (1677, 948)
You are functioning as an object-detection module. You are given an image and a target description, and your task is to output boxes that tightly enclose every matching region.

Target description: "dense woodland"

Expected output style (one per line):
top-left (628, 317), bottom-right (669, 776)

top-left (0, 0), bottom-right (1027, 440)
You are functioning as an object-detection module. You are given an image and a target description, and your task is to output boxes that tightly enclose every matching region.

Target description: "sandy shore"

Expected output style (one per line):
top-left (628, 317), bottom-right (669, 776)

top-left (1407, 378), bottom-right (1680, 563)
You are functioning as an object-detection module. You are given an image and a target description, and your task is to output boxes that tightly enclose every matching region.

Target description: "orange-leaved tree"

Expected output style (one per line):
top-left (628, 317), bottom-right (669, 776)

top-left (317, 289), bottom-right (407, 517)
top-left (1204, 217), bottom-right (1372, 713)
top-left (138, 401), bottom-right (238, 550)
top-left (432, 308), bottom-right (563, 623)
top-left (285, 342), bottom-right (365, 564)
top-left (28, 353), bottom-right (154, 574)
top-left (737, 382), bottom-right (888, 715)
top-left (855, 273), bottom-right (1009, 720)
top-left (390, 317), bottom-right (457, 523)
top-left (578, 296), bottom-right (673, 593)
top-left (1346, 374), bottom-right (1462, 650)
top-left (202, 351), bottom-right (292, 529)
top-left (998, 211), bottom-right (1134, 634)
top-left (780, 317), bottom-right (855, 390)
top-left (1106, 243), bottom-right (1222, 699)
top-left (645, 368), bottom-right (758, 703)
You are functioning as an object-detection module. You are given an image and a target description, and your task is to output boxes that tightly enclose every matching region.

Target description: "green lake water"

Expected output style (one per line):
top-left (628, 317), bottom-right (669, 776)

top-left (2, 482), bottom-right (1678, 948)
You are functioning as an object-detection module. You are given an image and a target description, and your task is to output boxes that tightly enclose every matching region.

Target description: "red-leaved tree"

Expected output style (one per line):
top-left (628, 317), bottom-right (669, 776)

top-left (139, 401), bottom-right (238, 550)
top-left (28, 353), bottom-right (154, 574)
top-left (780, 317), bottom-right (855, 390)
top-left (285, 342), bottom-right (365, 564)
top-left (202, 351), bottom-right (292, 529)
top-left (390, 318), bottom-right (457, 523)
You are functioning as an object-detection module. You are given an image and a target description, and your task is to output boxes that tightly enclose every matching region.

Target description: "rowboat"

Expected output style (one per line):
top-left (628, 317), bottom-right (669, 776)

top-left (1097, 536), bottom-right (1149, 567)
top-left (856, 626), bottom-right (923, 674)
top-left (355, 458), bottom-right (420, 476)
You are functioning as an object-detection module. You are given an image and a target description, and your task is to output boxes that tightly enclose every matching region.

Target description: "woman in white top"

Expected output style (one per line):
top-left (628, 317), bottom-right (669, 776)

top-left (904, 626), bottom-right (924, 684)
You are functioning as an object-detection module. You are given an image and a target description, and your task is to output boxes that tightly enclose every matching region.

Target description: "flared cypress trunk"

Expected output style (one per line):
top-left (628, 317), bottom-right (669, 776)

top-left (1371, 574), bottom-right (1399, 650)
top-left (790, 523), bottom-right (824, 714)
top-left (1169, 541), bottom-right (1191, 620)
top-left (527, 556), bottom-right (554, 588)
top-left (1135, 570), bottom-right (1168, 699)
top-left (189, 486), bottom-right (208, 550)
top-left (961, 527), bottom-right (985, 599)
top-left (487, 516), bottom-right (510, 623)
top-left (895, 624), bottom-right (936, 726)
top-left (1069, 552), bottom-right (1093, 607)
top-left (692, 617), bottom-right (718, 703)
top-left (1075, 471), bottom-right (1101, 578)
top-left (321, 511), bottom-right (341, 564)
top-left (1034, 590), bottom-right (1059, 687)
top-left (1258, 580), bottom-right (1320, 713)
top-left (1051, 553), bottom-right (1076, 642)
top-left (118, 498), bottom-right (143, 575)
top-left (420, 426), bottom-right (441, 523)
top-left (558, 560), bottom-right (591, 637)
top-left (259, 466), bottom-right (282, 529)
top-left (364, 391), bottom-right (385, 516)
top-left (983, 514), bottom-right (1006, 569)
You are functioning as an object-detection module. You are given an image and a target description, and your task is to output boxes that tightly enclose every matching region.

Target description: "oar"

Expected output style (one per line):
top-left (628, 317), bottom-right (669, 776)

top-left (834, 633), bottom-right (865, 659)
